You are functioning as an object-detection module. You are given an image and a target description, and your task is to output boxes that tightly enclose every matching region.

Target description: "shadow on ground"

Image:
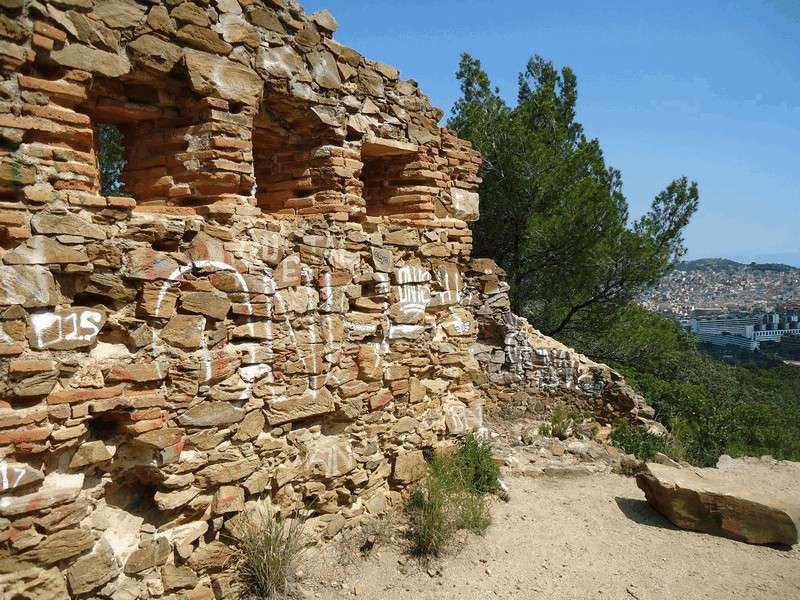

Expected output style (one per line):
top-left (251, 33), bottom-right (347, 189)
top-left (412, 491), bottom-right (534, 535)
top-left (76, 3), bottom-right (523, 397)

top-left (615, 496), bottom-right (678, 530)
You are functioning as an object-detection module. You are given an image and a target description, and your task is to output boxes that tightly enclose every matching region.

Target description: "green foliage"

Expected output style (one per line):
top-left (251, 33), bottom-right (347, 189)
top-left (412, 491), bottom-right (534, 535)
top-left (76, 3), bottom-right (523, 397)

top-left (456, 434), bottom-right (501, 494)
top-left (576, 304), bottom-right (800, 467)
top-left (609, 420), bottom-right (671, 462)
top-left (97, 123), bottom-right (127, 197)
top-left (447, 54), bottom-right (698, 336)
top-left (408, 436), bottom-right (499, 556)
top-left (232, 507), bottom-right (306, 599)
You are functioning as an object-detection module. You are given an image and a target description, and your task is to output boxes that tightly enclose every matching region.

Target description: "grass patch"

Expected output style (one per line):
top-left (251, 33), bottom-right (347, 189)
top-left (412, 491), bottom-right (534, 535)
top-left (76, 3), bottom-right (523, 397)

top-left (232, 506), bottom-right (306, 599)
top-left (408, 435), bottom-right (501, 557)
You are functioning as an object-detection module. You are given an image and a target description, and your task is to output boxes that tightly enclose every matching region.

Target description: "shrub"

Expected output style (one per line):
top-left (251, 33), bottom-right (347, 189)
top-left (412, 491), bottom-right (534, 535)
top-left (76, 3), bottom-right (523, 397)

top-left (457, 434), bottom-right (501, 494)
top-left (408, 435), bottom-right (501, 556)
top-left (609, 420), bottom-right (671, 462)
top-left (232, 506), bottom-right (306, 599)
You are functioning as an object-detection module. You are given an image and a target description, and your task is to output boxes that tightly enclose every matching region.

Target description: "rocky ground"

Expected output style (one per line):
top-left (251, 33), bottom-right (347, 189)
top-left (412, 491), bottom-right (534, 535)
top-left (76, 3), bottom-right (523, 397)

top-left (300, 429), bottom-right (800, 600)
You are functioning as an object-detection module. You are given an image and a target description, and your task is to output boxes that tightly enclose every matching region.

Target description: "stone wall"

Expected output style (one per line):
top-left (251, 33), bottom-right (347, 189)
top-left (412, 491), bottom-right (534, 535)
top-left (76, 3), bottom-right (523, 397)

top-left (0, 1), bottom-right (651, 598)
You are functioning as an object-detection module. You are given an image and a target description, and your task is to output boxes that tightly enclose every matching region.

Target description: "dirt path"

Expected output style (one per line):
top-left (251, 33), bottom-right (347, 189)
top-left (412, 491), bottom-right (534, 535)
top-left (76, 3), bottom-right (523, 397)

top-left (304, 462), bottom-right (800, 599)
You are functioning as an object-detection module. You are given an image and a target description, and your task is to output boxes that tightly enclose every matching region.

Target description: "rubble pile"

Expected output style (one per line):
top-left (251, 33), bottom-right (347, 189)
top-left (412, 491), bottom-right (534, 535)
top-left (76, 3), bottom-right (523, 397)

top-left (0, 1), bottom-right (655, 598)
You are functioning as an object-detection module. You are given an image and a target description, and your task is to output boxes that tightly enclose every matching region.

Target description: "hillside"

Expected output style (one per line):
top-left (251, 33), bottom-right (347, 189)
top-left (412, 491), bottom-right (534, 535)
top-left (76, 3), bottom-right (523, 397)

top-left (640, 259), bottom-right (800, 316)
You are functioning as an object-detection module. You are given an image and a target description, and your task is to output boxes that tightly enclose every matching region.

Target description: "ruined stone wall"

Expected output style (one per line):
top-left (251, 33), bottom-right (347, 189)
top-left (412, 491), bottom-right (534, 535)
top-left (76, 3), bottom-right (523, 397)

top-left (0, 1), bottom-right (650, 598)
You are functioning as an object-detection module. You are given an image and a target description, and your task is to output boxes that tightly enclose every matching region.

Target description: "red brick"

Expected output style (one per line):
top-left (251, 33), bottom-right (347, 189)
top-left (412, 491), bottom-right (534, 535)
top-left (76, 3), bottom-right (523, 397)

top-left (9, 360), bottom-right (55, 375)
top-left (17, 75), bottom-right (88, 103)
top-left (31, 34), bottom-right (54, 51)
top-left (0, 342), bottom-right (24, 356)
top-left (33, 21), bottom-right (67, 43)
top-left (0, 427), bottom-right (51, 444)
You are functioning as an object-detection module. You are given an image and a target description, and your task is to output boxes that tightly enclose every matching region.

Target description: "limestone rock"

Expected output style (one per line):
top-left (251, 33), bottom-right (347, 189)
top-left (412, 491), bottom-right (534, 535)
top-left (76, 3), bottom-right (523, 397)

top-left (636, 462), bottom-right (800, 545)
top-left (450, 187), bottom-right (480, 223)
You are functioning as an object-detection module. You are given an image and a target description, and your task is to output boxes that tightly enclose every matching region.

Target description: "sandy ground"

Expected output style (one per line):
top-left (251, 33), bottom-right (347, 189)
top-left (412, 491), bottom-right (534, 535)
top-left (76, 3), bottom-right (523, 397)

top-left (303, 460), bottom-right (800, 600)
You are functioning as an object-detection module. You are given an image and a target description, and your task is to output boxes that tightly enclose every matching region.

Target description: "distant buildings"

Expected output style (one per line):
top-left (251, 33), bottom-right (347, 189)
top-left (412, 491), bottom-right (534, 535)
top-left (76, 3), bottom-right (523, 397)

top-left (688, 311), bottom-right (800, 351)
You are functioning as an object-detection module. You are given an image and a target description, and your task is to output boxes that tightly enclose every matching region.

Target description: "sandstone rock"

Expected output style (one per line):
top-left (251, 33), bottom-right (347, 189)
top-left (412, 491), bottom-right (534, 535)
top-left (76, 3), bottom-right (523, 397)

top-left (256, 44), bottom-right (304, 79)
top-left (124, 536), bottom-right (170, 574)
top-left (0, 567), bottom-right (70, 600)
top-left (31, 211), bottom-right (106, 240)
top-left (93, 0), bottom-right (146, 28)
top-left (637, 462), bottom-right (800, 545)
top-left (69, 440), bottom-right (113, 469)
top-left (185, 49), bottom-right (263, 106)
top-left (196, 455), bottom-right (260, 487)
top-left (308, 50), bottom-right (342, 89)
top-left (178, 401), bottom-right (245, 427)
top-left (155, 486), bottom-right (200, 511)
top-left (4, 236), bottom-right (89, 264)
top-left (0, 265), bottom-right (58, 308)
top-left (310, 10), bottom-right (338, 33)
top-left (211, 485), bottom-right (245, 515)
top-left (0, 473), bottom-right (83, 517)
top-left (161, 564), bottom-right (198, 592)
top-left (50, 44), bottom-right (130, 77)
top-left (21, 527), bottom-right (95, 565)
top-left (450, 187), bottom-right (480, 222)
top-left (125, 247), bottom-right (180, 280)
top-left (128, 34), bottom-right (184, 73)
top-left (186, 540), bottom-right (231, 573)
top-left (107, 362), bottom-right (166, 383)
top-left (28, 308), bottom-right (106, 350)
top-left (265, 388), bottom-right (335, 426)
top-left (66, 537), bottom-right (118, 595)
top-left (180, 291), bottom-right (232, 320)
top-left (160, 314), bottom-right (205, 350)
top-left (0, 462), bottom-right (44, 493)
top-left (393, 450), bottom-right (426, 484)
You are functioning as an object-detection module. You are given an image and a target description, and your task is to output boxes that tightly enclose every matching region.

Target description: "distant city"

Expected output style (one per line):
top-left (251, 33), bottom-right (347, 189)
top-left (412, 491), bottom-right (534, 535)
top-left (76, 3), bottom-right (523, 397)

top-left (639, 259), bottom-right (800, 355)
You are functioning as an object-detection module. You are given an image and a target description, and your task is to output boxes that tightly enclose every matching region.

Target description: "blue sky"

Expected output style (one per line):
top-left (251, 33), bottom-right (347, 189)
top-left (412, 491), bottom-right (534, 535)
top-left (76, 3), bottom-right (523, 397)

top-left (301, 1), bottom-right (800, 266)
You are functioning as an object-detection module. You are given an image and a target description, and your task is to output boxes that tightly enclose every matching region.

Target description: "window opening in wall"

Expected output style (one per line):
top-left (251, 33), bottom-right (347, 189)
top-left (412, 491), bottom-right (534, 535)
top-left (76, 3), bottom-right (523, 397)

top-left (359, 139), bottom-right (434, 218)
top-left (97, 123), bottom-right (127, 197)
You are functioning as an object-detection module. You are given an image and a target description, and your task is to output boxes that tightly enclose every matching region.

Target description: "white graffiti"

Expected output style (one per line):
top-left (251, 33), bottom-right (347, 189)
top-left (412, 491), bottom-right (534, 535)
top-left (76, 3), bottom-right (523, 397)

top-left (31, 309), bottom-right (103, 349)
top-left (0, 460), bottom-right (28, 492)
top-left (395, 266), bottom-right (431, 320)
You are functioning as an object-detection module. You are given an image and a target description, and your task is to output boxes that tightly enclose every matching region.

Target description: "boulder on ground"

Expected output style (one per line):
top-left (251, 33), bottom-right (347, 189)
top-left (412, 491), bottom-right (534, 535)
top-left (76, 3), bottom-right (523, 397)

top-left (636, 462), bottom-right (800, 545)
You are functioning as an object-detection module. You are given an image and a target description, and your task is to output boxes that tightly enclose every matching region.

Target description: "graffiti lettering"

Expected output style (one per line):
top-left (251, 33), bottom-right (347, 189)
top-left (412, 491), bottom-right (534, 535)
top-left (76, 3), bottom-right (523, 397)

top-left (30, 309), bottom-right (104, 349)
